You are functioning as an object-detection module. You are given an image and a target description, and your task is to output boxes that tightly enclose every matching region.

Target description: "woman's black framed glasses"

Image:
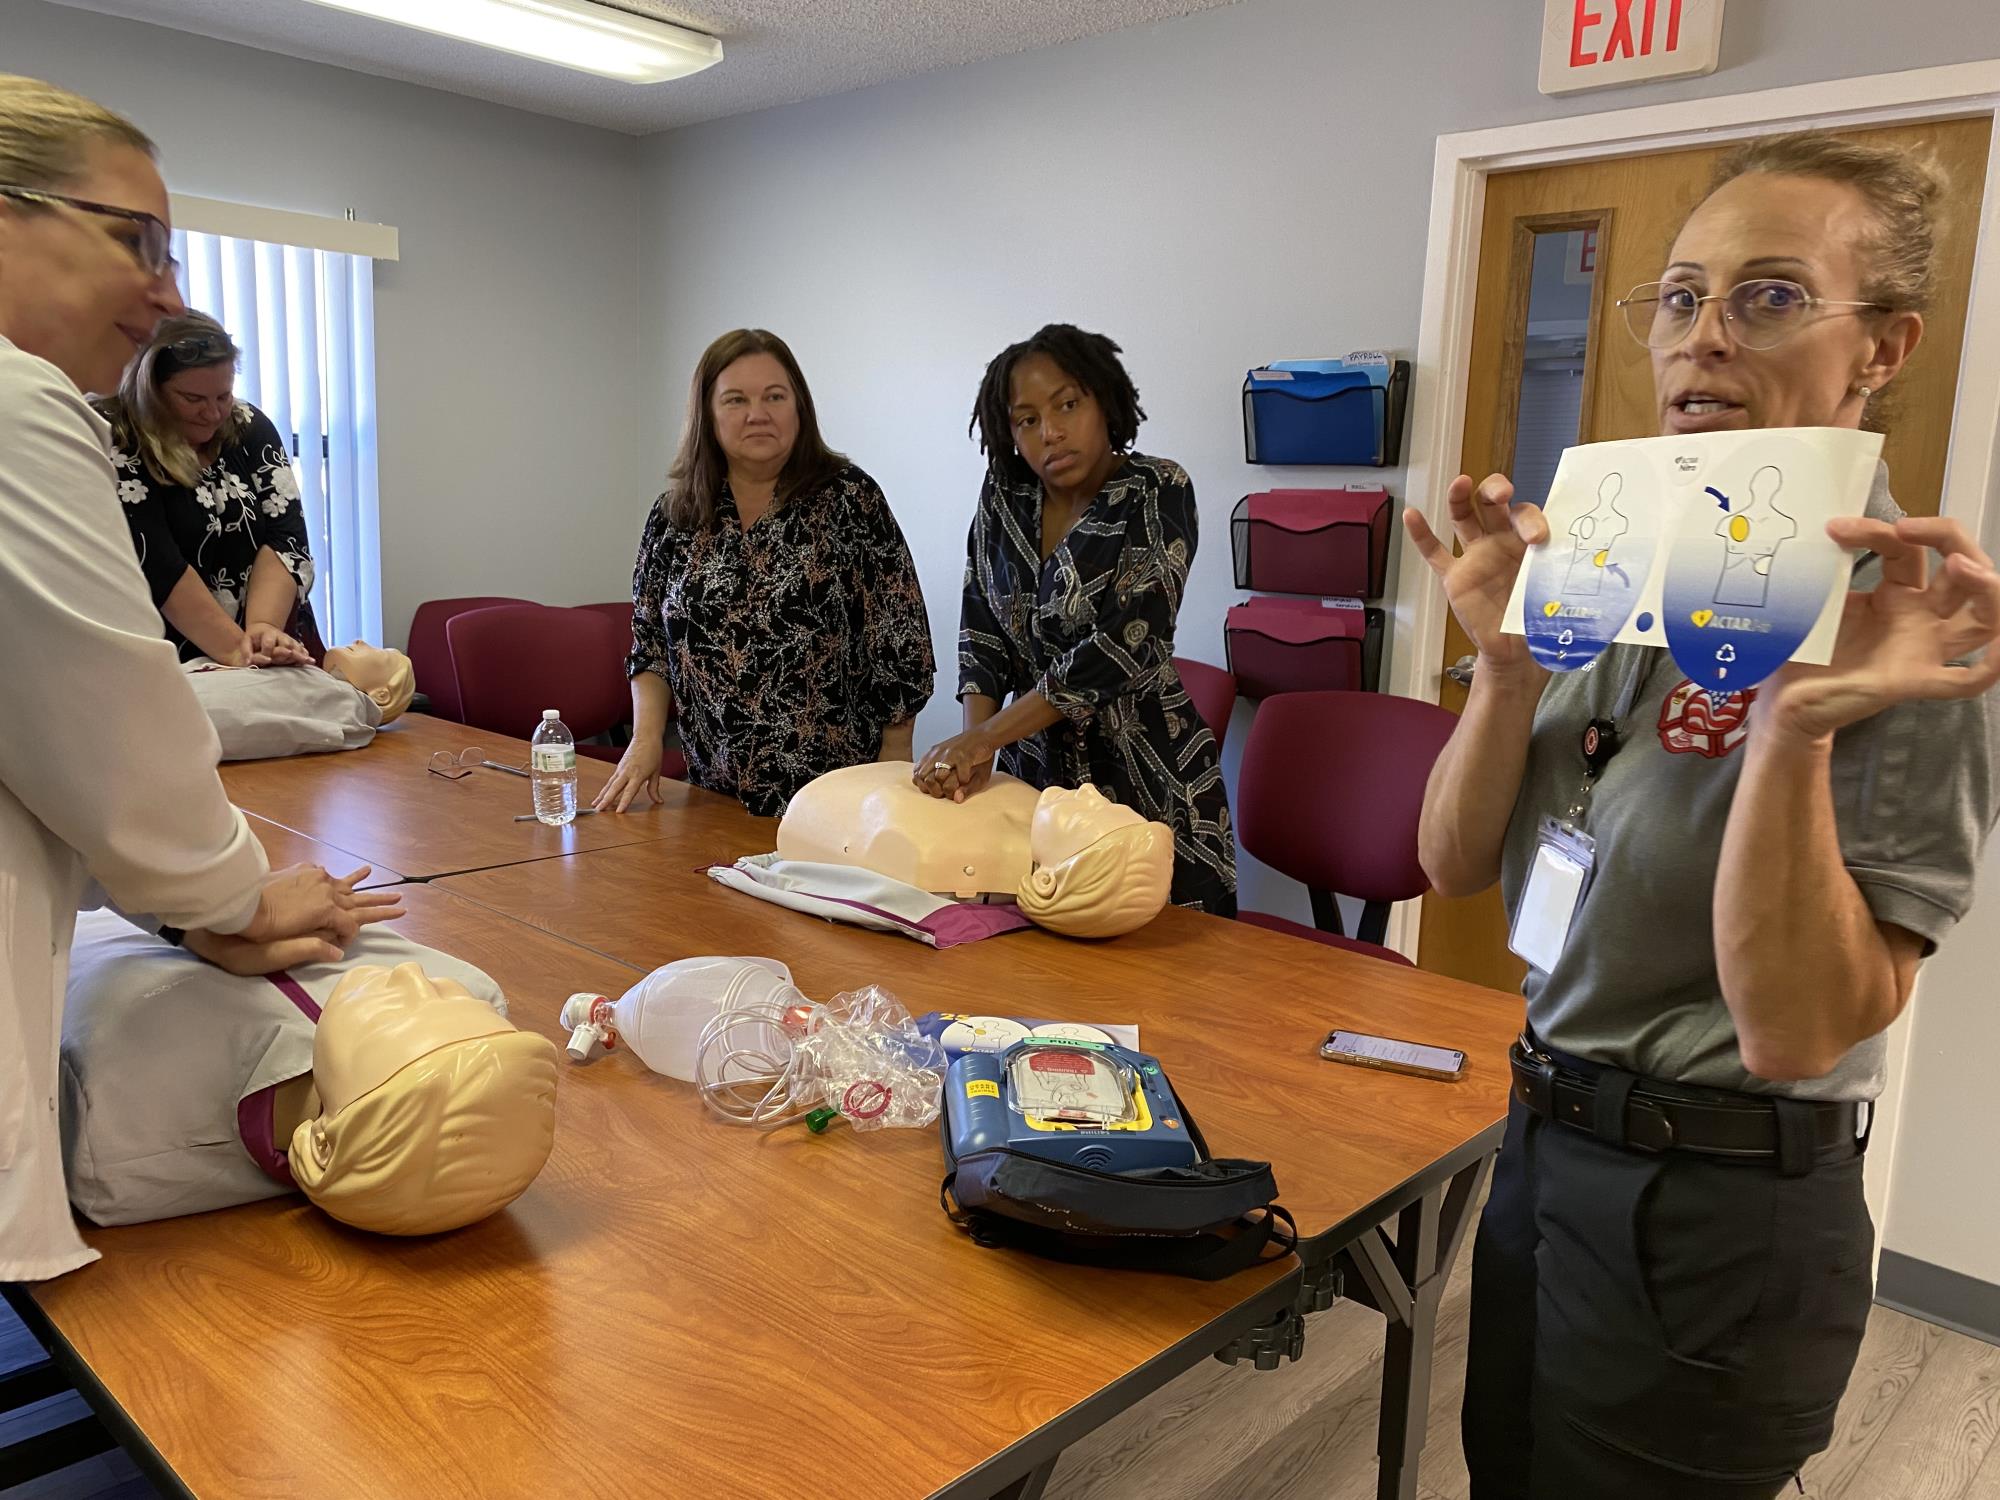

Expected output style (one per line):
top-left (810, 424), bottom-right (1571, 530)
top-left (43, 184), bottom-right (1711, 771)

top-left (1617, 278), bottom-right (1890, 352)
top-left (0, 184), bottom-right (172, 276)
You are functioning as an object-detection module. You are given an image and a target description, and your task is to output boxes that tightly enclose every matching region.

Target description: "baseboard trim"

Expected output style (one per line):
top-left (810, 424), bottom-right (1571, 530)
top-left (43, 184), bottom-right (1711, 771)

top-left (1877, 1250), bottom-right (2000, 1348)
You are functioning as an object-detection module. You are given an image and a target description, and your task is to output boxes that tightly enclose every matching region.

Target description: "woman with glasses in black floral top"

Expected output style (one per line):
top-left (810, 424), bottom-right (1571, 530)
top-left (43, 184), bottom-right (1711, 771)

top-left (597, 328), bottom-right (936, 819)
top-left (98, 311), bottom-right (319, 667)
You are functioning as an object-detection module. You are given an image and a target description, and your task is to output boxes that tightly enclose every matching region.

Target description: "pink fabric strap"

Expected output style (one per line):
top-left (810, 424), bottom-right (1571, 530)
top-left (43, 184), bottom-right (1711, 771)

top-left (236, 971), bottom-right (322, 1185)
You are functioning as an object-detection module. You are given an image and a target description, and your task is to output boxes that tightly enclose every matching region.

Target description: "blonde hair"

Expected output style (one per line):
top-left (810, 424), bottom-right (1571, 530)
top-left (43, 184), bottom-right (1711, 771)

top-left (1706, 132), bottom-right (1948, 315)
top-left (1016, 821), bottom-right (1175, 939)
top-left (290, 1028), bottom-right (559, 1236)
top-left (0, 73), bottom-right (154, 192)
top-left (97, 312), bottom-right (248, 487)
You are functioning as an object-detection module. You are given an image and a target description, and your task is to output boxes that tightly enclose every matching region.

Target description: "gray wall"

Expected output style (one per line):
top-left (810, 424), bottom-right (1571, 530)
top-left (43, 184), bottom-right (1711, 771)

top-left (5, 0), bottom-right (650, 650)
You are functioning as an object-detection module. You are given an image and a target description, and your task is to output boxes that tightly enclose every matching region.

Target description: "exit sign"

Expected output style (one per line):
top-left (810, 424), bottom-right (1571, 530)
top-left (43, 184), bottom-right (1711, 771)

top-left (1540, 0), bottom-right (1725, 95)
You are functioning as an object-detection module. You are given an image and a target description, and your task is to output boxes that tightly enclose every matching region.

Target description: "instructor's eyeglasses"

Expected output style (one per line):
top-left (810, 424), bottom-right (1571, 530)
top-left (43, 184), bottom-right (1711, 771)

top-left (1617, 278), bottom-right (1890, 352)
top-left (0, 185), bottom-right (172, 276)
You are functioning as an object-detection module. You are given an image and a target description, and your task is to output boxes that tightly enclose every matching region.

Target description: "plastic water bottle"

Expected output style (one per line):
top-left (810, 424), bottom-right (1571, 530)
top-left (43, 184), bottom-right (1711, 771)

top-left (530, 709), bottom-right (577, 826)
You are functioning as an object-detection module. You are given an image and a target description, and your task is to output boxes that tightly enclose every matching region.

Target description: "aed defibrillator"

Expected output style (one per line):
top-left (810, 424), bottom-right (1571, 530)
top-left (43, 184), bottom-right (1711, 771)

top-left (945, 1039), bottom-right (1200, 1172)
top-left (939, 1038), bottom-right (1291, 1280)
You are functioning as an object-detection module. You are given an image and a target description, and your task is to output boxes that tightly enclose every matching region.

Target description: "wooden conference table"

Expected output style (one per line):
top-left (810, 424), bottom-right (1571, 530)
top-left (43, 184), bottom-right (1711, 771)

top-left (16, 716), bottom-right (1524, 1500)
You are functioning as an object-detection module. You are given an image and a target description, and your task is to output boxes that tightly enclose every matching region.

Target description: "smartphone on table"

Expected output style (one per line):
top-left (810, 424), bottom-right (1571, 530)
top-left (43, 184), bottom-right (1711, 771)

top-left (1319, 1029), bottom-right (1466, 1082)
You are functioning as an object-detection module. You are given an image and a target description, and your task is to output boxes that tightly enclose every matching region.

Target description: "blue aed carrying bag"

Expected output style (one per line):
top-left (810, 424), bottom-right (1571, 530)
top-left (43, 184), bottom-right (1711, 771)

top-left (938, 1039), bottom-right (1293, 1279)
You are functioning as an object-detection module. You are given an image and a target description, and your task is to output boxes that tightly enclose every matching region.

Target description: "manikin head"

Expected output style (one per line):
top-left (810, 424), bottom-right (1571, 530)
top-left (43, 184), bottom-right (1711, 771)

top-left (1015, 785), bottom-right (1174, 938)
top-left (324, 641), bottom-right (415, 721)
top-left (287, 962), bottom-right (558, 1236)
top-left (776, 761), bottom-right (1041, 897)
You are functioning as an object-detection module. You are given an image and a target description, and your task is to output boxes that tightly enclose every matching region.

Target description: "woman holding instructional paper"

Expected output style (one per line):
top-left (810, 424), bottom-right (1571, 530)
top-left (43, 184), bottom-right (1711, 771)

top-left (1406, 133), bottom-right (2000, 1497)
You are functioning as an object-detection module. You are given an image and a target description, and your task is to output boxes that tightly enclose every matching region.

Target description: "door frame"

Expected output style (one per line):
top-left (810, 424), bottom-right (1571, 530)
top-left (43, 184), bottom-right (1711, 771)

top-left (1385, 60), bottom-right (2000, 1235)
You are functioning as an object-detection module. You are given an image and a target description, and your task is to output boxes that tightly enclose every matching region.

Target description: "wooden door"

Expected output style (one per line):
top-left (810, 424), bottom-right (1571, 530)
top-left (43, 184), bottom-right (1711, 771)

top-left (1417, 117), bottom-right (1993, 989)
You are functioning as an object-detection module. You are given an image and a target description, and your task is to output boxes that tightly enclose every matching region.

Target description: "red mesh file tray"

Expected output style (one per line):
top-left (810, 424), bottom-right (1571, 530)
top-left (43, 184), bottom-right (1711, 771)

top-left (1231, 488), bottom-right (1392, 599)
top-left (1225, 596), bottom-right (1384, 697)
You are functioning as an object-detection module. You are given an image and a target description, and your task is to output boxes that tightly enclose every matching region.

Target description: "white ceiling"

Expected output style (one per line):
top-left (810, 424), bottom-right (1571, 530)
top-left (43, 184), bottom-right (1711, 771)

top-left (45, 0), bottom-right (1248, 135)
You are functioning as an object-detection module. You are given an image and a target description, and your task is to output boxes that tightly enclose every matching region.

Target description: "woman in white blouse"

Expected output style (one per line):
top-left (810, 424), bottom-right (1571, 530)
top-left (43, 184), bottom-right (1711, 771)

top-left (0, 74), bottom-right (394, 1281)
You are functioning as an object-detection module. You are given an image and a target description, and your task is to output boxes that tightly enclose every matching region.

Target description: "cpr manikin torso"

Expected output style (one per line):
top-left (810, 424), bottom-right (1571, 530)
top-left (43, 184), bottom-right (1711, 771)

top-left (58, 917), bottom-right (551, 1232)
top-left (771, 766), bottom-right (1175, 938)
top-left (289, 962), bottom-right (558, 1235)
top-left (186, 642), bottom-right (415, 761)
top-left (777, 761), bottom-right (1041, 897)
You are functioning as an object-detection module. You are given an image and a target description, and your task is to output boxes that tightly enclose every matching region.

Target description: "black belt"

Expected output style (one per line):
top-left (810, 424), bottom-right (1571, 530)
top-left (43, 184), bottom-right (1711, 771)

top-left (1510, 1036), bottom-right (1865, 1166)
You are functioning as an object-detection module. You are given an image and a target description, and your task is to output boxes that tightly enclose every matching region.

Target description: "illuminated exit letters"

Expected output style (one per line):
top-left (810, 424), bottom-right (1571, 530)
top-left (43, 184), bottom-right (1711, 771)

top-left (1540, 0), bottom-right (1726, 95)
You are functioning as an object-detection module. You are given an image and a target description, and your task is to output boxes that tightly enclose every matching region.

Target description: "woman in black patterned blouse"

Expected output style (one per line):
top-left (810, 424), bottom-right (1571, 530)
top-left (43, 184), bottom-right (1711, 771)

top-left (918, 324), bottom-right (1236, 916)
top-left (99, 312), bottom-right (318, 667)
top-left (597, 329), bottom-right (935, 818)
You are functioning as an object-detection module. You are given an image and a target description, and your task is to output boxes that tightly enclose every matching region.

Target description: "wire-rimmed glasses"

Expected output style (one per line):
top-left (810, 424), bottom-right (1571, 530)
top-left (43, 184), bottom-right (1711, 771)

top-left (1616, 278), bottom-right (1890, 352)
top-left (426, 747), bottom-right (528, 781)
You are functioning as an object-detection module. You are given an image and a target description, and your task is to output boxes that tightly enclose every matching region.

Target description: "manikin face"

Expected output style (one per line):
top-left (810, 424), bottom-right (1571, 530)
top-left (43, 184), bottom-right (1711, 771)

top-left (323, 641), bottom-right (413, 718)
top-left (324, 641), bottom-right (402, 693)
top-left (311, 962), bottom-right (512, 1115)
top-left (1030, 784), bottom-right (1146, 869)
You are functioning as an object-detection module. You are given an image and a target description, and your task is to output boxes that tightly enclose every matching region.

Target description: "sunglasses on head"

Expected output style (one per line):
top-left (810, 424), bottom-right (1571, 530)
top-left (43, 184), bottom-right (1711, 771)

top-left (0, 184), bottom-right (172, 276)
top-left (166, 333), bottom-right (233, 363)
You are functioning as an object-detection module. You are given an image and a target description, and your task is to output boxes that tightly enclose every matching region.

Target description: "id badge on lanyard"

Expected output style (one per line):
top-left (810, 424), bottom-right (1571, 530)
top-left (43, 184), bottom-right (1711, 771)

top-left (1508, 653), bottom-right (1651, 976)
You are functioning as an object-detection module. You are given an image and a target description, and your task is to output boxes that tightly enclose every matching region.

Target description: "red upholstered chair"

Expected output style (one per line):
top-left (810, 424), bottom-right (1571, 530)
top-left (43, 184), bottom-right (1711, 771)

top-left (1235, 690), bottom-right (1457, 965)
top-left (580, 601), bottom-right (635, 652)
top-left (406, 595), bottom-right (529, 723)
top-left (579, 600), bottom-right (686, 779)
top-left (1173, 656), bottom-right (1239, 750)
top-left (446, 604), bottom-right (630, 754)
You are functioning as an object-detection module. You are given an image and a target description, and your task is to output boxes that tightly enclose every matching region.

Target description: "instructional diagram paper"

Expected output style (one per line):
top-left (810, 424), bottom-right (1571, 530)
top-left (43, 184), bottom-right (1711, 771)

top-left (1503, 428), bottom-right (1883, 690)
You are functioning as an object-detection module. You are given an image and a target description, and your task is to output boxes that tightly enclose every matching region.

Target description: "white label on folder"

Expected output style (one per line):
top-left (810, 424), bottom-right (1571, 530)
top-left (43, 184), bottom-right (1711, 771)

top-left (1251, 368), bottom-right (1295, 381)
top-left (1323, 597), bottom-right (1364, 610)
top-left (1344, 349), bottom-right (1391, 368)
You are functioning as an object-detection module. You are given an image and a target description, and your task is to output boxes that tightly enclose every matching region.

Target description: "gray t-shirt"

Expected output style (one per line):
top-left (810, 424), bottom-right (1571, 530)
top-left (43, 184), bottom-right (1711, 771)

top-left (1501, 467), bottom-right (2000, 1101)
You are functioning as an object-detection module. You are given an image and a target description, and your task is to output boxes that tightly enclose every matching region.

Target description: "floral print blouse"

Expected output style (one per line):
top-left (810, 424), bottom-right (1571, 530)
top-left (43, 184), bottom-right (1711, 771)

top-left (627, 463), bottom-right (935, 817)
top-left (959, 452), bottom-right (1236, 916)
top-left (112, 402), bottom-right (320, 660)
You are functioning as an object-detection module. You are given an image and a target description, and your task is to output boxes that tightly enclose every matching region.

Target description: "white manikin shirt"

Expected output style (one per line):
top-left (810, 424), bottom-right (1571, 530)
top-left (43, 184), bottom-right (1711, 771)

top-left (61, 912), bottom-right (507, 1227)
top-left (0, 337), bottom-right (268, 1282)
top-left (185, 661), bottom-right (383, 760)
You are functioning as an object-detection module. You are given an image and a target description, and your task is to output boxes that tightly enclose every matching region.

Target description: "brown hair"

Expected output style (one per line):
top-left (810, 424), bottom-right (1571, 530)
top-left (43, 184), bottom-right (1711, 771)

top-left (1703, 131), bottom-right (1948, 314)
top-left (662, 329), bottom-right (846, 531)
top-left (95, 311), bottom-right (246, 487)
top-left (0, 73), bottom-right (155, 192)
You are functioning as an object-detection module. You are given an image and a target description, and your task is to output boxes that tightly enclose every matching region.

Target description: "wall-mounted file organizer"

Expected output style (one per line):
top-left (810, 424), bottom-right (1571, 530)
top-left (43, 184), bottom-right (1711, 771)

top-left (1242, 358), bottom-right (1411, 467)
top-left (1224, 596), bottom-right (1384, 698)
top-left (1230, 487), bottom-right (1392, 599)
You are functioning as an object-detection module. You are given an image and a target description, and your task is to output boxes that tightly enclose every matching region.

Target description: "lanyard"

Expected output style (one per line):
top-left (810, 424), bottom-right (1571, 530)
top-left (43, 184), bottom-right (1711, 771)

top-left (1561, 648), bottom-right (1656, 827)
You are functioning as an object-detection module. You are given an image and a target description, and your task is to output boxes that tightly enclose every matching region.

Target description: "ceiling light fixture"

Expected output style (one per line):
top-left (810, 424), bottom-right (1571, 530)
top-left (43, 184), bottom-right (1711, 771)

top-left (298, 0), bottom-right (722, 84)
